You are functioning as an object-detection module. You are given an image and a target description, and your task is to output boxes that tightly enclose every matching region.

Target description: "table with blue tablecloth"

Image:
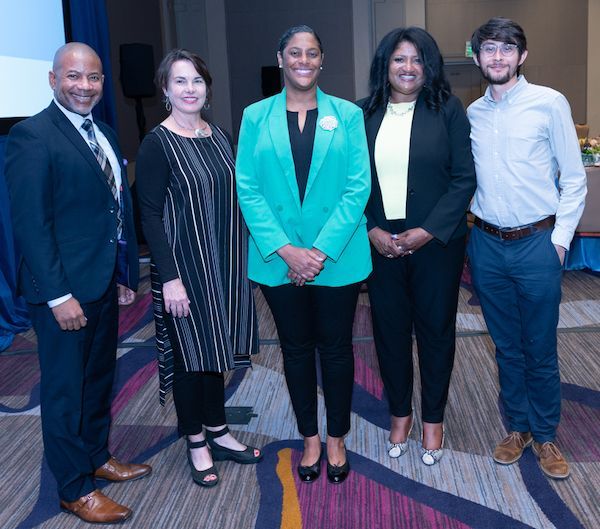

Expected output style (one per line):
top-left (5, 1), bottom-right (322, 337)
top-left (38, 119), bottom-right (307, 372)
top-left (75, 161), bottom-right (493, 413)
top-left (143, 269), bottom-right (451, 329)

top-left (565, 166), bottom-right (600, 271)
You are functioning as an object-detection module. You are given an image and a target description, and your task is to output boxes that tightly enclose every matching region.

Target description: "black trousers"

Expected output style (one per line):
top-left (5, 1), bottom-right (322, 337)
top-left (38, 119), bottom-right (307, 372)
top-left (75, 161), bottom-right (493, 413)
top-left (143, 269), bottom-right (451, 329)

top-left (367, 228), bottom-right (465, 423)
top-left (261, 282), bottom-right (361, 438)
top-left (28, 282), bottom-right (118, 502)
top-left (163, 311), bottom-right (226, 436)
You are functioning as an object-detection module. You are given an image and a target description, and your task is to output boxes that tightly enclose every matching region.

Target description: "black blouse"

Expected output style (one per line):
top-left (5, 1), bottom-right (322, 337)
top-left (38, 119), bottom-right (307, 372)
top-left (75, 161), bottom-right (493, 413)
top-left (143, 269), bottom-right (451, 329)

top-left (287, 108), bottom-right (318, 202)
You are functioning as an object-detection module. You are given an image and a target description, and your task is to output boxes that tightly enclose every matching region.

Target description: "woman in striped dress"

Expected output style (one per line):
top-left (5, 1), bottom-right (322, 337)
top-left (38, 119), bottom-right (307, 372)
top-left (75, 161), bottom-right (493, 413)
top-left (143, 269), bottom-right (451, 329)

top-left (136, 49), bottom-right (261, 488)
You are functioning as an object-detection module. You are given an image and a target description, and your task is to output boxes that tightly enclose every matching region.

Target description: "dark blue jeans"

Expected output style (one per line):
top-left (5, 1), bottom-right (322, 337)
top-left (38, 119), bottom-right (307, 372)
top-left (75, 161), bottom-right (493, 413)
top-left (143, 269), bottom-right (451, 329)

top-left (468, 226), bottom-right (562, 442)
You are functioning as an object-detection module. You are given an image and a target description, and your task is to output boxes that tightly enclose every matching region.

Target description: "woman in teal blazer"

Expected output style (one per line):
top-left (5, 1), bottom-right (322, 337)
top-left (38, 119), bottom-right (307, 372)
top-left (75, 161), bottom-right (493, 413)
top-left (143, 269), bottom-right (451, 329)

top-left (236, 25), bottom-right (371, 484)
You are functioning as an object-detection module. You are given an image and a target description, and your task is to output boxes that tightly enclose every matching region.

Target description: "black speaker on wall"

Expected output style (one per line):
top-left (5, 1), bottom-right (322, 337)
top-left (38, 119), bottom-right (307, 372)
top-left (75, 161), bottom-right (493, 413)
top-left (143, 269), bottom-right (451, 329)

top-left (119, 43), bottom-right (156, 245)
top-left (120, 43), bottom-right (156, 99)
top-left (261, 66), bottom-right (282, 97)
top-left (119, 43), bottom-right (156, 143)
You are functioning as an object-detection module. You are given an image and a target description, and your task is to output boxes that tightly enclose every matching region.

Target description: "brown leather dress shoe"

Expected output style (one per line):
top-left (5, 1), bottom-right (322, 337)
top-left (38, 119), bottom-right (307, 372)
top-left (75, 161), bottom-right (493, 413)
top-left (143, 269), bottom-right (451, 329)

top-left (60, 489), bottom-right (131, 523)
top-left (493, 431), bottom-right (532, 464)
top-left (532, 441), bottom-right (570, 479)
top-left (95, 456), bottom-right (152, 482)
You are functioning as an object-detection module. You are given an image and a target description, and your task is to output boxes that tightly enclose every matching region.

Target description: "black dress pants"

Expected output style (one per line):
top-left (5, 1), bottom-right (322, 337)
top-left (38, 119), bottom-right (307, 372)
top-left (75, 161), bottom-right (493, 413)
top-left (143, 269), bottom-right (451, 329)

top-left (368, 230), bottom-right (465, 423)
top-left (29, 282), bottom-right (117, 502)
top-left (261, 282), bottom-right (361, 438)
top-left (163, 311), bottom-right (226, 435)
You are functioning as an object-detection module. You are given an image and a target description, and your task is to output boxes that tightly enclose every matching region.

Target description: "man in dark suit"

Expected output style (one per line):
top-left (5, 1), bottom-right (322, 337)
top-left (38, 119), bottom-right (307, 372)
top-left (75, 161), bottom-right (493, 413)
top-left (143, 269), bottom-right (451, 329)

top-left (5, 42), bottom-right (151, 524)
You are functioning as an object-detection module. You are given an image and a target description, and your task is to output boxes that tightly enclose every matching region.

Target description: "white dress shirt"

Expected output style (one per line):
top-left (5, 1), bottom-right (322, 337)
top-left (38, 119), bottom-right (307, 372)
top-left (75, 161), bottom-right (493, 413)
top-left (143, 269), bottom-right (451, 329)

top-left (467, 76), bottom-right (586, 249)
top-left (48, 99), bottom-right (123, 308)
top-left (54, 98), bottom-right (122, 195)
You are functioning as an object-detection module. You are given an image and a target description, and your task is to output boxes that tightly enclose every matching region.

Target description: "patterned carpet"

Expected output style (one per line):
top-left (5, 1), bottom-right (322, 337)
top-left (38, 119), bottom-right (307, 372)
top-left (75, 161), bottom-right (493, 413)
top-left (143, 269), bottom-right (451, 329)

top-left (0, 267), bottom-right (599, 529)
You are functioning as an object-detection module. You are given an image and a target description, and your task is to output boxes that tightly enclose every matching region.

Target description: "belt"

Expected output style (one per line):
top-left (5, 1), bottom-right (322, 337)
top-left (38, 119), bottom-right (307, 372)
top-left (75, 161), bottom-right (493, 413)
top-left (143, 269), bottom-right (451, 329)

top-left (472, 215), bottom-right (555, 241)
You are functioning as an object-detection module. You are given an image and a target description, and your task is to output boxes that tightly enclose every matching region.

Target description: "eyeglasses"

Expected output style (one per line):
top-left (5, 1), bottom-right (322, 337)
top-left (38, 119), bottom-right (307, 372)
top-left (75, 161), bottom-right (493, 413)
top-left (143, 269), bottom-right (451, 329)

top-left (480, 43), bottom-right (519, 57)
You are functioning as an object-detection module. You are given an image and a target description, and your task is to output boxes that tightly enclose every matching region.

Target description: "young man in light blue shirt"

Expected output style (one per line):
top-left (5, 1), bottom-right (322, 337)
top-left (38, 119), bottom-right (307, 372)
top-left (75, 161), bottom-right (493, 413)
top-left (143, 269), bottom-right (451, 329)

top-left (467, 17), bottom-right (586, 480)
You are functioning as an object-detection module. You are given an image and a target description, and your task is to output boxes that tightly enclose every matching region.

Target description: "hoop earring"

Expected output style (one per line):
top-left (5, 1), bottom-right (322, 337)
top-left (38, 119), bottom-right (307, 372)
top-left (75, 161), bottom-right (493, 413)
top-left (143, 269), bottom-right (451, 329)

top-left (165, 96), bottom-right (172, 112)
top-left (203, 101), bottom-right (210, 110)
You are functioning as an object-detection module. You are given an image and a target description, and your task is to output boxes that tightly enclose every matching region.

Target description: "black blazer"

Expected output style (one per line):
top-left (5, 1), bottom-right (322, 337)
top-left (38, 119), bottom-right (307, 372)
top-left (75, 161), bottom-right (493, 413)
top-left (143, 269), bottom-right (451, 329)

top-left (5, 102), bottom-right (139, 304)
top-left (358, 93), bottom-right (476, 245)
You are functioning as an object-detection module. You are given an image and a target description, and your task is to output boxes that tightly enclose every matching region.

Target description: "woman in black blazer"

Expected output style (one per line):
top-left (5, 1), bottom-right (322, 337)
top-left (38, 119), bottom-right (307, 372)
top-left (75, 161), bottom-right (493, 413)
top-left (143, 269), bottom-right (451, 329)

top-left (359, 27), bottom-right (476, 465)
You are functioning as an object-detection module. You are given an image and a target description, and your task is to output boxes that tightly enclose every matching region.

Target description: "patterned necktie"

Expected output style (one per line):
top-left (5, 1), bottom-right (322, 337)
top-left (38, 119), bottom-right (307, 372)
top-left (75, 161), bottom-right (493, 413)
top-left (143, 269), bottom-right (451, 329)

top-left (81, 119), bottom-right (122, 237)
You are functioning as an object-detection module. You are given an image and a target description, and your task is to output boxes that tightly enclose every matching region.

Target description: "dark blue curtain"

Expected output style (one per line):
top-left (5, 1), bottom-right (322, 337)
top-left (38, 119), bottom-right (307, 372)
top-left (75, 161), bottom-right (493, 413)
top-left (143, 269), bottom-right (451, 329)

top-left (69, 0), bottom-right (118, 129)
top-left (0, 136), bottom-right (30, 350)
top-left (0, 0), bottom-right (117, 350)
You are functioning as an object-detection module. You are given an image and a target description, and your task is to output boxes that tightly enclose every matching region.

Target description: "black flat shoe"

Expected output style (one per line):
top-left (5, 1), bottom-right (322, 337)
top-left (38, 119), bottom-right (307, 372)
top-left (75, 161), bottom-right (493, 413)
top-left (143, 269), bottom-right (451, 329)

top-left (186, 437), bottom-right (219, 487)
top-left (297, 453), bottom-right (322, 483)
top-left (206, 426), bottom-right (263, 465)
top-left (327, 443), bottom-right (350, 485)
top-left (327, 459), bottom-right (350, 484)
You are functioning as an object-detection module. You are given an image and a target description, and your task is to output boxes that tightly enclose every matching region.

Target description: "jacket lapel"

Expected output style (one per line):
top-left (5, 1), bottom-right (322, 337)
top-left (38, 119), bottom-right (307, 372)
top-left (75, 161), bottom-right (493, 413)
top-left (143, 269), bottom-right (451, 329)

top-left (303, 88), bottom-right (335, 201)
top-left (364, 104), bottom-right (386, 226)
top-left (364, 105), bottom-right (385, 158)
top-left (406, 94), bottom-right (427, 187)
top-left (48, 102), bottom-right (118, 202)
top-left (268, 90), bottom-right (301, 210)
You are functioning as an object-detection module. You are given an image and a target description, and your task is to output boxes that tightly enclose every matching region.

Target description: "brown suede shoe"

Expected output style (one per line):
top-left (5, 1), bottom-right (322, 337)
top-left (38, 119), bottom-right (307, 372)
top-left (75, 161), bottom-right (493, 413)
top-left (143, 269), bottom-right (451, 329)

top-left (493, 431), bottom-right (533, 464)
top-left (95, 456), bottom-right (152, 482)
top-left (60, 489), bottom-right (131, 523)
top-left (532, 441), bottom-right (570, 479)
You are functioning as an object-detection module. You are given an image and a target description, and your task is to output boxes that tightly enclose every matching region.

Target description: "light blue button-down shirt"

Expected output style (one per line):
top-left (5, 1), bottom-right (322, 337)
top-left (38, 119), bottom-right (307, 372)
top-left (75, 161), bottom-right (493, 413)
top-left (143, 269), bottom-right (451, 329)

top-left (467, 76), bottom-right (586, 249)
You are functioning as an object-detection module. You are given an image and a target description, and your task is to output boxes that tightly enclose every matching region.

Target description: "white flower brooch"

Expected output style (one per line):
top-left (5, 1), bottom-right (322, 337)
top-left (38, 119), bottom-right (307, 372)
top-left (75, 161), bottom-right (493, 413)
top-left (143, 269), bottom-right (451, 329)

top-left (319, 116), bottom-right (338, 131)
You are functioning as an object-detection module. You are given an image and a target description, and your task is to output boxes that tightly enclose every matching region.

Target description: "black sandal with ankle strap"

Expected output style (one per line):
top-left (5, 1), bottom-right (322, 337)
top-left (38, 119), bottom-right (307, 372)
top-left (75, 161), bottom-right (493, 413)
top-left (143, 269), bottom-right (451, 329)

top-left (186, 437), bottom-right (219, 487)
top-left (205, 426), bottom-right (263, 464)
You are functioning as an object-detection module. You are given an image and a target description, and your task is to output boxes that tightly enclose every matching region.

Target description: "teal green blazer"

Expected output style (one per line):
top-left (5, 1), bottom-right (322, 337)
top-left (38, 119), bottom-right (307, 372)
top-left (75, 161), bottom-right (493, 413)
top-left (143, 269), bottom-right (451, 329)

top-left (236, 88), bottom-right (372, 287)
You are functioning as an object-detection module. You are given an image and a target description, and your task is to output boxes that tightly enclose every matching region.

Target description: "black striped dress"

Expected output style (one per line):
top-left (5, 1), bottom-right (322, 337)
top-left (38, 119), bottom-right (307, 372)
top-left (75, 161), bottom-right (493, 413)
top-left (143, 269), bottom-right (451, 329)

top-left (136, 124), bottom-right (259, 404)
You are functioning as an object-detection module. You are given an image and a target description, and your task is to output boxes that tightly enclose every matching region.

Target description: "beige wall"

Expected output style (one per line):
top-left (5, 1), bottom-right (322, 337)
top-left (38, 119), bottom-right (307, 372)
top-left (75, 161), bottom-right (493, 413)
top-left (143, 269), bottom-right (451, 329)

top-left (426, 0), bottom-right (588, 121)
top-left (588, 0), bottom-right (600, 135)
top-left (105, 0), bottom-right (598, 154)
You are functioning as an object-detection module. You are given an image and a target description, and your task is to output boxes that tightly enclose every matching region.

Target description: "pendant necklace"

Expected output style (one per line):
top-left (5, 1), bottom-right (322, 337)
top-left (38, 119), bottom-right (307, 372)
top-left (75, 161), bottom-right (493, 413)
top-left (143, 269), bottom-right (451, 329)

top-left (172, 116), bottom-right (211, 138)
top-left (387, 101), bottom-right (416, 117)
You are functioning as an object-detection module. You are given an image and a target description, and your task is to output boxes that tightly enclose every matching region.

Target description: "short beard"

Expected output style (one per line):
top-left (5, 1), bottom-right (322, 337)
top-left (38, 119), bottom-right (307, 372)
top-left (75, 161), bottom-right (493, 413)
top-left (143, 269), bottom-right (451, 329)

top-left (479, 58), bottom-right (520, 85)
top-left (481, 66), bottom-right (517, 86)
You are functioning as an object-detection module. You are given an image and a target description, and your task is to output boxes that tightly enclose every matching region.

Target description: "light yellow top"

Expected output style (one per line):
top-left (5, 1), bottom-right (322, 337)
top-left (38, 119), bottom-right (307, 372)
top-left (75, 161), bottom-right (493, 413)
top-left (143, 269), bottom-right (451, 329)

top-left (374, 101), bottom-right (415, 220)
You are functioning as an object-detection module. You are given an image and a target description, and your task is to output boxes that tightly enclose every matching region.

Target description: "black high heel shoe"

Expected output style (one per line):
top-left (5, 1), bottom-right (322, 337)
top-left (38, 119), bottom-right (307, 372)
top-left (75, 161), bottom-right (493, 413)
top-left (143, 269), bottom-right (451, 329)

top-left (327, 446), bottom-right (350, 484)
top-left (186, 437), bottom-right (219, 487)
top-left (297, 452), bottom-right (322, 483)
top-left (205, 426), bottom-right (263, 464)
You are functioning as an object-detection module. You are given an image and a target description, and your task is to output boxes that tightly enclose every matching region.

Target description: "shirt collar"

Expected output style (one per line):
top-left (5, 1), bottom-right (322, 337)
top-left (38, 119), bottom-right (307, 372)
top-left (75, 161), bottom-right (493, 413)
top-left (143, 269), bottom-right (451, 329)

top-left (483, 75), bottom-right (528, 104)
top-left (53, 98), bottom-right (93, 131)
